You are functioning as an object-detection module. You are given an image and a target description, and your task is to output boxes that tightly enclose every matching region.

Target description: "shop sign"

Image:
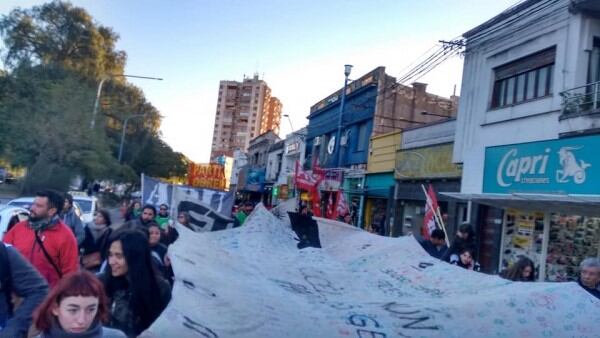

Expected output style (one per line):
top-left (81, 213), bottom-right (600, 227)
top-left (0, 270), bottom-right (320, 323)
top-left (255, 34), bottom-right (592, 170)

top-left (395, 143), bottom-right (461, 179)
top-left (244, 168), bottom-right (266, 192)
top-left (286, 142), bottom-right (300, 155)
top-left (188, 163), bottom-right (226, 190)
top-left (483, 135), bottom-right (600, 194)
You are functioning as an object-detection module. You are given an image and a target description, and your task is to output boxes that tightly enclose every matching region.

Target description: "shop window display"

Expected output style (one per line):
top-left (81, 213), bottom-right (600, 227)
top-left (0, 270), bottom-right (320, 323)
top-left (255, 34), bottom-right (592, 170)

top-left (500, 210), bottom-right (544, 280)
top-left (546, 215), bottom-right (600, 282)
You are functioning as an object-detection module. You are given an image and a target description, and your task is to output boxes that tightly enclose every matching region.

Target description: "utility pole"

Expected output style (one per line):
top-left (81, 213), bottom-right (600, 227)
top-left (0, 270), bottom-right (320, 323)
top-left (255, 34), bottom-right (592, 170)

top-left (335, 65), bottom-right (353, 168)
top-left (91, 74), bottom-right (162, 129)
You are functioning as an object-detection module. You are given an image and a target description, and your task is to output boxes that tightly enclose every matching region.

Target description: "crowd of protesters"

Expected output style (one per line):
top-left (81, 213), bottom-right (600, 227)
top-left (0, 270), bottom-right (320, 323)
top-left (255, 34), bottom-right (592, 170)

top-left (1, 190), bottom-right (600, 337)
top-left (0, 190), bottom-right (181, 338)
top-left (417, 222), bottom-right (600, 299)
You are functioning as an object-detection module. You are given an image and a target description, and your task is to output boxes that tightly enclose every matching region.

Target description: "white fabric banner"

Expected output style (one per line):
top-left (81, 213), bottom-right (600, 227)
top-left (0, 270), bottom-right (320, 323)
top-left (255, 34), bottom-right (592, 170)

top-left (143, 205), bottom-right (600, 338)
top-left (172, 186), bottom-right (235, 232)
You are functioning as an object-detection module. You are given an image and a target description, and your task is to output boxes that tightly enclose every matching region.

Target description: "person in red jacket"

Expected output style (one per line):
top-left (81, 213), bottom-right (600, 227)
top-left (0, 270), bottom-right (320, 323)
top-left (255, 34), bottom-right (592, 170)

top-left (3, 190), bottom-right (79, 288)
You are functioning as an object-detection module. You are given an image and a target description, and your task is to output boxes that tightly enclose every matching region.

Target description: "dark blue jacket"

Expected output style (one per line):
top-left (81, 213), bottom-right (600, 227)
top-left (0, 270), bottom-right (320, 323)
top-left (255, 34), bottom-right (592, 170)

top-left (419, 240), bottom-right (448, 260)
top-left (0, 244), bottom-right (48, 338)
top-left (578, 279), bottom-right (600, 300)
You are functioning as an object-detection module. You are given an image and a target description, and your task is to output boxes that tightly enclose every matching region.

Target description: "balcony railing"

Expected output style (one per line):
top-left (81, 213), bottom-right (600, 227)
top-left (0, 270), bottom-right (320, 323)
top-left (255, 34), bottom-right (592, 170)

top-left (560, 80), bottom-right (600, 115)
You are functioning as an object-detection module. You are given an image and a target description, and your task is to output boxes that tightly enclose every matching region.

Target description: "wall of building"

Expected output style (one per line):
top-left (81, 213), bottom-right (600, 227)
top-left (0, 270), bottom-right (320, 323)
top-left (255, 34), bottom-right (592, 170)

top-left (210, 74), bottom-right (280, 161)
top-left (247, 131), bottom-right (281, 169)
top-left (453, 1), bottom-right (593, 194)
top-left (367, 131), bottom-right (401, 173)
top-left (305, 66), bottom-right (458, 169)
top-left (401, 119), bottom-right (456, 149)
top-left (266, 141), bottom-right (284, 182)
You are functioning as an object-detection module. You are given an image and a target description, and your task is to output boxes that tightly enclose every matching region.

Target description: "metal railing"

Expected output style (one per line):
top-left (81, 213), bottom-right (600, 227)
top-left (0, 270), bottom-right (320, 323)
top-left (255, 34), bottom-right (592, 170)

top-left (560, 80), bottom-right (600, 115)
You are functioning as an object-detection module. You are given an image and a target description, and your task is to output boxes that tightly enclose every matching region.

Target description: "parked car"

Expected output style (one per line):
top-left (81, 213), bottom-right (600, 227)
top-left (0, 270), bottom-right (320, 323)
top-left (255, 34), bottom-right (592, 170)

top-left (7, 197), bottom-right (84, 220)
top-left (0, 206), bottom-right (29, 240)
top-left (68, 191), bottom-right (99, 224)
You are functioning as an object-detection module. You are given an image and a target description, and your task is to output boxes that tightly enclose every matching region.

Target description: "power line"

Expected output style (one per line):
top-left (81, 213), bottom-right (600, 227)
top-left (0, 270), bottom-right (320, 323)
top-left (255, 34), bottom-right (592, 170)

top-left (465, 0), bottom-right (564, 49)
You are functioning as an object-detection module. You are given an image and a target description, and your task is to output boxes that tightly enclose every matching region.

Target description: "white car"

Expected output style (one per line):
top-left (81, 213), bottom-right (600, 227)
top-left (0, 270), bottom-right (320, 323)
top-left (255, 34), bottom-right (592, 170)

top-left (69, 192), bottom-right (99, 224)
top-left (0, 206), bottom-right (29, 240)
top-left (7, 197), bottom-right (84, 221)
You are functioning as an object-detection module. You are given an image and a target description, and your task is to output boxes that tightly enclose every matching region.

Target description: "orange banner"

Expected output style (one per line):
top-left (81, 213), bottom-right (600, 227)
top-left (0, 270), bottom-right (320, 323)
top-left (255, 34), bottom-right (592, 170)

top-left (188, 163), bottom-right (226, 190)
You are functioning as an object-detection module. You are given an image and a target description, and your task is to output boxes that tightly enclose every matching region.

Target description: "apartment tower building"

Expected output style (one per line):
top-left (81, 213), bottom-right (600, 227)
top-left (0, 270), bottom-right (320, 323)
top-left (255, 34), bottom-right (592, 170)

top-left (210, 74), bottom-right (282, 161)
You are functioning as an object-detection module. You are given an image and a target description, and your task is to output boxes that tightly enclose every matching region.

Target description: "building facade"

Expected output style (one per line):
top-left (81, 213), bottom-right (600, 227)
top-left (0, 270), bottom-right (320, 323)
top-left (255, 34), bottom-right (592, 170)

top-left (237, 131), bottom-right (281, 205)
top-left (210, 74), bottom-right (282, 161)
top-left (450, 0), bottom-right (600, 278)
top-left (363, 130), bottom-right (401, 233)
top-left (392, 119), bottom-right (462, 240)
top-left (303, 66), bottom-right (458, 224)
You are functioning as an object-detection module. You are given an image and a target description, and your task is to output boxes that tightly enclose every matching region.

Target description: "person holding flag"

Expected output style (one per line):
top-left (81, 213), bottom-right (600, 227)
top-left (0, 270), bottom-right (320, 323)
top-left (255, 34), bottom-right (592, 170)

top-left (421, 184), bottom-right (449, 245)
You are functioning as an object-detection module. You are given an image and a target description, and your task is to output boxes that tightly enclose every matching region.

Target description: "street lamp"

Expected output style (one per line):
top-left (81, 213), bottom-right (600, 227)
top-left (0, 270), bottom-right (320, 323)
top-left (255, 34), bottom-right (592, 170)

top-left (91, 74), bottom-right (163, 129)
top-left (335, 64), bottom-right (353, 168)
top-left (421, 111), bottom-right (452, 118)
top-left (118, 114), bottom-right (146, 163)
top-left (282, 114), bottom-right (294, 131)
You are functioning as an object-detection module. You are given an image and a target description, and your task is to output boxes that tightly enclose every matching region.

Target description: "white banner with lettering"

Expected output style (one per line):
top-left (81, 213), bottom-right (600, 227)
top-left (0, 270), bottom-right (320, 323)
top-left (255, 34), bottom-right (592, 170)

top-left (143, 205), bottom-right (600, 338)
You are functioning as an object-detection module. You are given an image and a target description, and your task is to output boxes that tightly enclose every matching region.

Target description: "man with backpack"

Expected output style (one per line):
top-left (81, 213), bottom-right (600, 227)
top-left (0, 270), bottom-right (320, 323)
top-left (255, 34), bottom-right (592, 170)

top-left (0, 243), bottom-right (48, 338)
top-left (3, 190), bottom-right (79, 287)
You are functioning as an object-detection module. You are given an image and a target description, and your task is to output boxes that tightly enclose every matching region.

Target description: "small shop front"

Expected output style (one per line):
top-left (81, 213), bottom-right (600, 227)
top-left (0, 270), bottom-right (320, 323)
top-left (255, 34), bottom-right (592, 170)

top-left (444, 134), bottom-right (600, 281)
top-left (364, 172), bottom-right (395, 234)
top-left (393, 143), bottom-right (463, 238)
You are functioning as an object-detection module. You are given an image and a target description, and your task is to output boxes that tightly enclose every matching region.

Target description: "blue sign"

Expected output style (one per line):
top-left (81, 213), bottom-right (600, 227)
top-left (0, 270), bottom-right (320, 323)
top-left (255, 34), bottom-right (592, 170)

top-left (245, 168), bottom-right (266, 192)
top-left (483, 135), bottom-right (600, 194)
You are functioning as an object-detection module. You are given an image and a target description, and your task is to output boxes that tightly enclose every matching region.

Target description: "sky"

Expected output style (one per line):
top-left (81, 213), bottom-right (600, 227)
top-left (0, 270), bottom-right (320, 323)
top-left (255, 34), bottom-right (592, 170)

top-left (1, 0), bottom-right (521, 163)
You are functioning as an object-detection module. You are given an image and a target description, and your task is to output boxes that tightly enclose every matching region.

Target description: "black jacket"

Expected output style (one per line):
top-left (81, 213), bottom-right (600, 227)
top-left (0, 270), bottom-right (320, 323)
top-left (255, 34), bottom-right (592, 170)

top-left (419, 240), bottom-right (448, 260)
top-left (80, 226), bottom-right (113, 262)
top-left (442, 236), bottom-right (475, 262)
top-left (99, 273), bottom-right (171, 338)
top-left (0, 244), bottom-right (48, 338)
top-left (578, 278), bottom-right (600, 300)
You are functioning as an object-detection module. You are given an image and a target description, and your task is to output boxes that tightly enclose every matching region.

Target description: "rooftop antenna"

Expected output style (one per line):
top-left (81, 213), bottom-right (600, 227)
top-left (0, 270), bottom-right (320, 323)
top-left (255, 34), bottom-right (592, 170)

top-left (453, 84), bottom-right (457, 96)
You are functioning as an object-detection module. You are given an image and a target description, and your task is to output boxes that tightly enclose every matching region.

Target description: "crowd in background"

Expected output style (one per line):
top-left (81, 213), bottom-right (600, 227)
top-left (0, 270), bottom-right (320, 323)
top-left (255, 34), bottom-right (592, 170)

top-left (0, 189), bottom-right (196, 338)
top-left (1, 190), bottom-right (600, 338)
top-left (418, 222), bottom-right (600, 299)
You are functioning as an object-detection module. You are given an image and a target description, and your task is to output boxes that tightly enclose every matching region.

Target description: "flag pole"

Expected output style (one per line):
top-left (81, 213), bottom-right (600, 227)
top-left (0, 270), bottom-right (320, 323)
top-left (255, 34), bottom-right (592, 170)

top-left (421, 184), bottom-right (450, 247)
top-left (434, 206), bottom-right (450, 247)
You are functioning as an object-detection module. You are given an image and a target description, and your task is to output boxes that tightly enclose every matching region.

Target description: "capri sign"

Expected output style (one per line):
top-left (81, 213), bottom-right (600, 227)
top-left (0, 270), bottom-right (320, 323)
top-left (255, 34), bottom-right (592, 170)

top-left (483, 135), bottom-right (599, 194)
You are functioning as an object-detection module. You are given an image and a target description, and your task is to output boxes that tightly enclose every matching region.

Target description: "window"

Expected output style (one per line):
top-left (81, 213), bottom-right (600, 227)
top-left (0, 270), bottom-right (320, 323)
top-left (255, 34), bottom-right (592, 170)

top-left (491, 47), bottom-right (555, 109)
top-left (356, 123), bottom-right (368, 151)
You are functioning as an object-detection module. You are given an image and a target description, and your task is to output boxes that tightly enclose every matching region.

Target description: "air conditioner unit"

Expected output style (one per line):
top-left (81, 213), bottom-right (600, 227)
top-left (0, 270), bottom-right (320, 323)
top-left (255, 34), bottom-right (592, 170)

top-left (313, 136), bottom-right (321, 146)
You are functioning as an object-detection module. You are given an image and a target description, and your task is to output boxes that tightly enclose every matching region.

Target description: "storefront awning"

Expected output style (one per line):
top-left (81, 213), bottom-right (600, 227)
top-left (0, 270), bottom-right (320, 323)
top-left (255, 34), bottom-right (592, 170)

top-left (441, 192), bottom-right (600, 217)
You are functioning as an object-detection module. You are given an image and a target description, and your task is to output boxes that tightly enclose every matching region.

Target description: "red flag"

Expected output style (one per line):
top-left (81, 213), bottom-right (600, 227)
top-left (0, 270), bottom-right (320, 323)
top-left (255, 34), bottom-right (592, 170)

top-left (326, 193), bottom-right (334, 219)
top-left (422, 184), bottom-right (439, 240)
top-left (334, 190), bottom-right (349, 219)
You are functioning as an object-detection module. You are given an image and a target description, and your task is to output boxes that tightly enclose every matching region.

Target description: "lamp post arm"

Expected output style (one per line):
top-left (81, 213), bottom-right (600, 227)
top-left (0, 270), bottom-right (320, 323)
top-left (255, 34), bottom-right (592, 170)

top-left (118, 114), bottom-right (146, 163)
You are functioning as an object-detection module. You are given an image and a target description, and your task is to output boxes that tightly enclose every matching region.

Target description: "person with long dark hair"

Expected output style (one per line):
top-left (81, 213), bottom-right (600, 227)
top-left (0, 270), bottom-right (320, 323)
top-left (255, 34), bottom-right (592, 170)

top-left (80, 209), bottom-right (113, 272)
top-left (451, 246), bottom-right (481, 272)
top-left (442, 222), bottom-right (476, 263)
top-left (33, 271), bottom-right (126, 337)
top-left (500, 256), bottom-right (536, 282)
top-left (99, 230), bottom-right (171, 337)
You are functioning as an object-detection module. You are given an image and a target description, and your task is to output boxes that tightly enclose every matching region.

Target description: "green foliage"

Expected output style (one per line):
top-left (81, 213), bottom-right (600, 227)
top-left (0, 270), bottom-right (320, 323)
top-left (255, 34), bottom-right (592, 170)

top-left (130, 135), bottom-right (189, 178)
top-left (0, 0), bottom-right (125, 79)
top-left (0, 65), bottom-right (123, 193)
top-left (0, 1), bottom-right (188, 191)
